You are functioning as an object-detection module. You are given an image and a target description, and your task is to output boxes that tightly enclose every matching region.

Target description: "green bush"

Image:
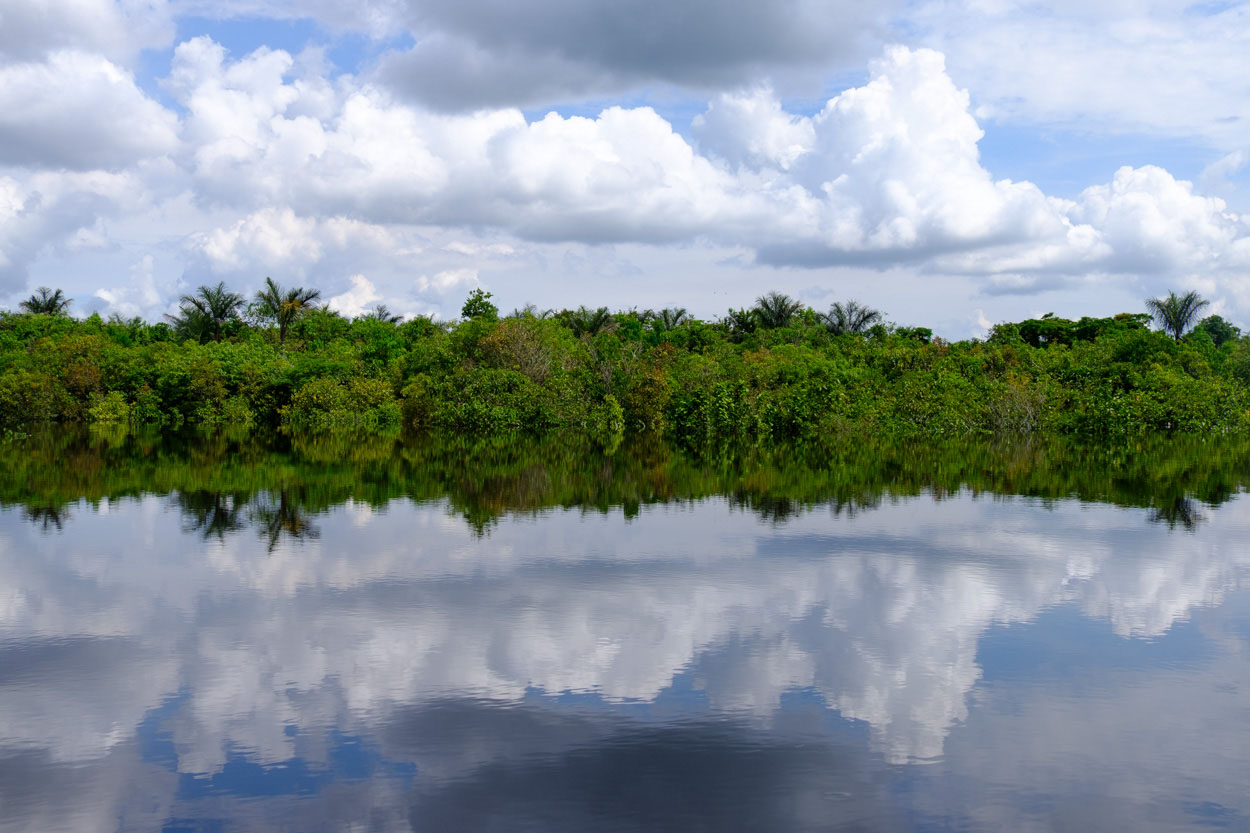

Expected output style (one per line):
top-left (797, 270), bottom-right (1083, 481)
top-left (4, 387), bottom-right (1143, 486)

top-left (284, 377), bottom-right (401, 430)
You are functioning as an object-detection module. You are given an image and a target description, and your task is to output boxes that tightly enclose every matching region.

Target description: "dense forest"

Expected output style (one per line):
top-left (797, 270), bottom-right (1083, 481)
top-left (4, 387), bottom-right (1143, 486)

top-left (3, 282), bottom-right (1248, 446)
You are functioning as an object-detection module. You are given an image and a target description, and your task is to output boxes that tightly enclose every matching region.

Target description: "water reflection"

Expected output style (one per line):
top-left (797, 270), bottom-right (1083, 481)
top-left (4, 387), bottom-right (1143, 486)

top-left (1, 432), bottom-right (1249, 831)
top-left (7, 429), bottom-right (1250, 539)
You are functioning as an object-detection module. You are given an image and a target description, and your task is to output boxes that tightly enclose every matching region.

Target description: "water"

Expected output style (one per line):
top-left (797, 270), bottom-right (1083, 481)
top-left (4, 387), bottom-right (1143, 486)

top-left (2, 432), bottom-right (1249, 832)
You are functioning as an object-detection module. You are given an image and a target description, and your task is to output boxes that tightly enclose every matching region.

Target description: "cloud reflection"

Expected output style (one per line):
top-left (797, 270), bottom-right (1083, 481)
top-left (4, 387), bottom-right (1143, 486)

top-left (0, 493), bottom-right (1248, 830)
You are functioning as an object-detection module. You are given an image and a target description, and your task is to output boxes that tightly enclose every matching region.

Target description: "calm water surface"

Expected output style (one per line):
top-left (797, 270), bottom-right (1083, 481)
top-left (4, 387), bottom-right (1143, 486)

top-left (2, 433), bottom-right (1249, 832)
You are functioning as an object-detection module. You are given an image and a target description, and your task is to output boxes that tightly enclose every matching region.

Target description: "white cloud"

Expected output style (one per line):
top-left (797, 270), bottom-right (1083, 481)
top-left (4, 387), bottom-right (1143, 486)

top-left (91, 254), bottom-right (164, 319)
top-left (0, 51), bottom-right (179, 170)
top-left (0, 0), bottom-right (173, 64)
top-left (189, 206), bottom-right (324, 271)
top-left (0, 169), bottom-right (142, 293)
top-left (693, 87), bottom-right (815, 172)
top-left (5, 30), bottom-right (1250, 333)
top-left (1069, 165), bottom-right (1250, 274)
top-left (908, 0), bottom-right (1250, 149)
top-left (1201, 149), bottom-right (1248, 191)
top-left (416, 267), bottom-right (477, 295)
top-left (327, 273), bottom-right (381, 318)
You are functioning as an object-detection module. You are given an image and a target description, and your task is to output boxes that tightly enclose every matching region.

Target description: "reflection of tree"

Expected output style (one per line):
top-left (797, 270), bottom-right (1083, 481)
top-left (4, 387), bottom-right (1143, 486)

top-left (732, 493), bottom-right (801, 524)
top-left (251, 490), bottom-right (320, 552)
top-left (24, 504), bottom-right (70, 532)
top-left (177, 491), bottom-right (251, 540)
top-left (1149, 496), bottom-right (1206, 532)
top-left (7, 428), bottom-right (1250, 537)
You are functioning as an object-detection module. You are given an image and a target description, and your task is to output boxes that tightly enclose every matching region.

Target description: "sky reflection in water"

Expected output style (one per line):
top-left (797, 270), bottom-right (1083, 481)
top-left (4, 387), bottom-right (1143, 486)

top-left (2, 457), bottom-right (1249, 832)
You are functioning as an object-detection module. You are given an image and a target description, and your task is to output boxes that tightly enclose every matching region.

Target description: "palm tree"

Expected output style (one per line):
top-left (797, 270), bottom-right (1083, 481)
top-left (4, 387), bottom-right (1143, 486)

top-left (1145, 290), bottom-right (1209, 340)
top-left (654, 307), bottom-right (689, 332)
top-left (165, 304), bottom-right (214, 343)
top-left (19, 287), bottom-right (72, 316)
top-left (252, 489), bottom-right (319, 553)
top-left (752, 291), bottom-right (803, 329)
top-left (824, 300), bottom-right (883, 336)
top-left (561, 306), bottom-right (616, 337)
top-left (360, 304), bottom-right (403, 324)
top-left (254, 277), bottom-right (321, 345)
top-left (175, 281), bottom-right (244, 343)
top-left (724, 307), bottom-right (757, 340)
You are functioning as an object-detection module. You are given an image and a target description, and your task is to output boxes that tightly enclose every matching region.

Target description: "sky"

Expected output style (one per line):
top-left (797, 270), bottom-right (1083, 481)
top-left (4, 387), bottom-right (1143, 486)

top-left (0, 0), bottom-right (1248, 337)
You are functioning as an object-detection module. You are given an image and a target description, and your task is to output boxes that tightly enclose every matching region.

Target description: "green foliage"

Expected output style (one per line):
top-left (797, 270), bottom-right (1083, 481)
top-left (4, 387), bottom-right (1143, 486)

top-left (557, 305), bottom-right (615, 337)
top-left (752, 291), bottom-right (804, 329)
top-left (172, 281), bottom-right (246, 343)
top-left (8, 428), bottom-right (1250, 538)
top-left (1197, 314), bottom-right (1239, 347)
top-left (824, 300), bottom-right (882, 335)
top-left (460, 288), bottom-right (499, 322)
top-left (0, 296), bottom-right (1248, 444)
top-left (284, 377), bottom-right (401, 431)
top-left (1146, 290), bottom-right (1210, 340)
top-left (255, 277), bottom-right (321, 345)
top-left (87, 391), bottom-right (131, 423)
top-left (20, 286), bottom-right (72, 316)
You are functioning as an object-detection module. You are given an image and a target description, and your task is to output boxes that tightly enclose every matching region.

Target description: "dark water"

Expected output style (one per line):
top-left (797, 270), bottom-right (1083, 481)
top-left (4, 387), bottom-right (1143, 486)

top-left (2, 431), bottom-right (1250, 832)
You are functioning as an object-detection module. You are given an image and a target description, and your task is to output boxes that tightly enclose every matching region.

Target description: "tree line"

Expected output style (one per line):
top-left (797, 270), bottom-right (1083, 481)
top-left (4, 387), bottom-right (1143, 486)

top-left (4, 280), bottom-right (1248, 444)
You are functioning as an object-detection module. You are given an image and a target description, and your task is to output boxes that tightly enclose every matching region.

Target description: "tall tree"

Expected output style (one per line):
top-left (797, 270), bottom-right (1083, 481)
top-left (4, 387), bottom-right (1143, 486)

top-left (560, 306), bottom-right (615, 337)
top-left (1145, 290), bottom-right (1209, 340)
top-left (461, 288), bottom-right (499, 322)
top-left (254, 277), bottom-right (321, 345)
top-left (1196, 314), bottom-right (1239, 347)
top-left (752, 291), bottom-right (803, 329)
top-left (361, 304), bottom-right (403, 324)
top-left (19, 287), bottom-right (72, 316)
top-left (176, 281), bottom-right (244, 343)
top-left (824, 300), bottom-right (883, 336)
top-left (654, 307), bottom-right (689, 332)
top-left (165, 304), bottom-right (213, 344)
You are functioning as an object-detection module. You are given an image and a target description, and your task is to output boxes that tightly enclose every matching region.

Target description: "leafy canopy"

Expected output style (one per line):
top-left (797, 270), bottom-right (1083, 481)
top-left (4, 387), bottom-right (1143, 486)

top-left (20, 287), bottom-right (72, 316)
top-left (1146, 290), bottom-right (1209, 340)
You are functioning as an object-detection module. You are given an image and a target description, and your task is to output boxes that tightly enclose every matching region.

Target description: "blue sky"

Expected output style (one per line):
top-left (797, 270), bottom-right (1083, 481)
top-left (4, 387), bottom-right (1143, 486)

top-left (1, 0), bottom-right (1248, 336)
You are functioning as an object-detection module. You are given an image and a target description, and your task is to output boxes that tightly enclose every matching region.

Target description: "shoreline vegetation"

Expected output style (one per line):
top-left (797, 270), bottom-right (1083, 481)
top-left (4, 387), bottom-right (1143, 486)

top-left (5, 428), bottom-right (1247, 535)
top-left (4, 284), bottom-right (1249, 446)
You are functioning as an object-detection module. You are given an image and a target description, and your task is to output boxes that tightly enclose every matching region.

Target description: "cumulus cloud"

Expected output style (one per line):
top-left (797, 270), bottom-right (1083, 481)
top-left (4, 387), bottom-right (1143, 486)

top-left (908, 0), bottom-right (1250, 148)
top-left (378, 0), bottom-right (897, 110)
top-left (0, 170), bottom-right (141, 293)
top-left (91, 254), bottom-right (164, 319)
top-left (693, 87), bottom-right (815, 172)
top-left (5, 31), bottom-right (1250, 329)
top-left (327, 273), bottom-right (381, 317)
top-left (168, 39), bottom-right (1250, 287)
top-left (0, 0), bottom-right (173, 64)
top-left (0, 51), bottom-right (179, 170)
top-left (415, 267), bottom-right (476, 294)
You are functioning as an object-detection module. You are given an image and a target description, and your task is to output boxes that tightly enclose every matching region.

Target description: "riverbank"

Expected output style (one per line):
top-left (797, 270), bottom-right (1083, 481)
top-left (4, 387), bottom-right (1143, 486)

top-left (3, 306), bottom-right (1249, 444)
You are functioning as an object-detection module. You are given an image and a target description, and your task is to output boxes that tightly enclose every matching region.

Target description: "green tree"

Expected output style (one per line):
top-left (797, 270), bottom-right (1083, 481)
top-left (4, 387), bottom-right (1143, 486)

top-left (724, 307), bottom-right (757, 341)
top-left (361, 304), bottom-right (403, 324)
top-left (461, 288), bottom-right (499, 322)
top-left (824, 300), bottom-right (883, 335)
top-left (1145, 290), bottom-right (1210, 340)
top-left (165, 304), bottom-right (213, 343)
top-left (651, 307), bottom-right (689, 332)
top-left (752, 291), bottom-right (803, 329)
top-left (19, 287), bottom-right (72, 316)
top-left (1196, 314), bottom-right (1239, 347)
top-left (175, 281), bottom-right (244, 343)
top-left (254, 277), bottom-right (321, 345)
top-left (559, 306), bottom-right (615, 337)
